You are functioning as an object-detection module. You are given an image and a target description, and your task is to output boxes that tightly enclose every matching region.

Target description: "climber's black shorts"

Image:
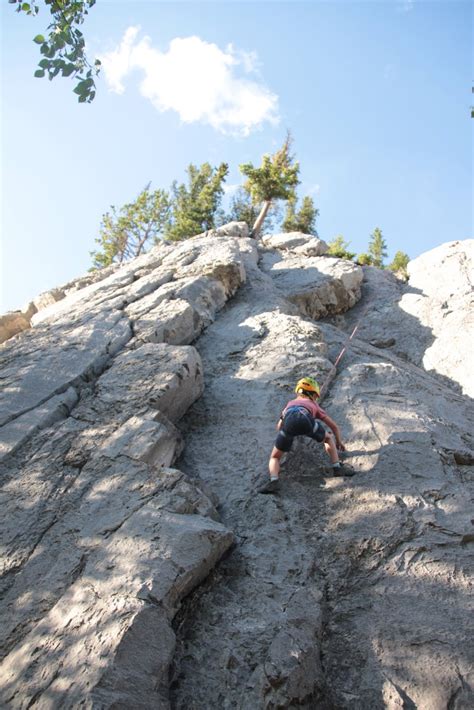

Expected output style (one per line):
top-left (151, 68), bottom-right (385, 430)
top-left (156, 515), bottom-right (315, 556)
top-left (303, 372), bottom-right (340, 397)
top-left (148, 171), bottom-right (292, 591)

top-left (275, 406), bottom-right (326, 452)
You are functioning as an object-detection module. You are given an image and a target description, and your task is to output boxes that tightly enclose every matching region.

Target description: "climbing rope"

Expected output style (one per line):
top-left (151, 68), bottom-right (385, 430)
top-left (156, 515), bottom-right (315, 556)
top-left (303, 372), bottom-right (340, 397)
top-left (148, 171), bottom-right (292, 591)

top-left (319, 305), bottom-right (369, 401)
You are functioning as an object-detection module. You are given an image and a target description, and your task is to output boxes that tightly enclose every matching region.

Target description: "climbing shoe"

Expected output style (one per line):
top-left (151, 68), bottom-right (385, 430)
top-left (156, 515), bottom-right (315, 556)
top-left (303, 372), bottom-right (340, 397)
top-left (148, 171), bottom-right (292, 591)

top-left (258, 478), bottom-right (280, 494)
top-left (332, 464), bottom-right (356, 478)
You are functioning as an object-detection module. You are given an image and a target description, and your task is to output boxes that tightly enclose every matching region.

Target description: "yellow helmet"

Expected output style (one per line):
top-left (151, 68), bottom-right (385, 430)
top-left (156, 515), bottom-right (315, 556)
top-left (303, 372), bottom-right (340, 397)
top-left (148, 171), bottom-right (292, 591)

top-left (295, 376), bottom-right (320, 398)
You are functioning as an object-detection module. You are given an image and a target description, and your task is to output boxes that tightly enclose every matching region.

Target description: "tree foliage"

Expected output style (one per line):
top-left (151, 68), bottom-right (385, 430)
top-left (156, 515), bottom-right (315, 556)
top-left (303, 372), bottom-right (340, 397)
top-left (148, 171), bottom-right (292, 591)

top-left (389, 250), bottom-right (410, 279)
top-left (282, 195), bottom-right (319, 235)
top-left (165, 162), bottom-right (229, 241)
top-left (239, 133), bottom-right (300, 237)
top-left (90, 162), bottom-right (229, 267)
top-left (368, 227), bottom-right (388, 268)
top-left (356, 253), bottom-right (373, 266)
top-left (10, 0), bottom-right (100, 102)
top-left (90, 185), bottom-right (170, 268)
top-left (327, 235), bottom-right (355, 261)
top-left (222, 186), bottom-right (280, 235)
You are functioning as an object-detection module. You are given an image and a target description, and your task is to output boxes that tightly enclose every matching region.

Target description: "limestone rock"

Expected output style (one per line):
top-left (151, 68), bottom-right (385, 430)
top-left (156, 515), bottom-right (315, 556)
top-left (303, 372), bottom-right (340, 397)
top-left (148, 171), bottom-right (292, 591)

top-left (262, 251), bottom-right (363, 318)
top-left (261, 231), bottom-right (328, 255)
top-left (1, 232), bottom-right (473, 709)
top-left (402, 239), bottom-right (474, 396)
top-left (1, 234), bottom-right (255, 457)
top-left (0, 311), bottom-right (31, 345)
top-left (328, 241), bottom-right (474, 396)
top-left (196, 220), bottom-right (249, 239)
top-left (0, 466), bottom-right (233, 709)
top-left (168, 241), bottom-right (473, 709)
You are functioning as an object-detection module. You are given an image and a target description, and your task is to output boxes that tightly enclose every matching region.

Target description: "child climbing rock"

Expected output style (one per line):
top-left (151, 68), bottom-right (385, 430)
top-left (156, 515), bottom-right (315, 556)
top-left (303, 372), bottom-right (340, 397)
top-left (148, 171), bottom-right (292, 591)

top-left (259, 376), bottom-right (355, 494)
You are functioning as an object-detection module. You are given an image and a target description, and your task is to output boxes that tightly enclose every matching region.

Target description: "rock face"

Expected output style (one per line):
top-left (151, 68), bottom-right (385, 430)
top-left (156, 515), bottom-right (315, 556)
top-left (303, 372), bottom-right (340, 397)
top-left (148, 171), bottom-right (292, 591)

top-left (327, 239), bottom-right (473, 397)
top-left (403, 239), bottom-right (473, 396)
top-left (261, 249), bottom-right (363, 318)
top-left (1, 231), bottom-right (473, 709)
top-left (261, 230), bottom-right (328, 256)
top-left (0, 306), bottom-right (35, 344)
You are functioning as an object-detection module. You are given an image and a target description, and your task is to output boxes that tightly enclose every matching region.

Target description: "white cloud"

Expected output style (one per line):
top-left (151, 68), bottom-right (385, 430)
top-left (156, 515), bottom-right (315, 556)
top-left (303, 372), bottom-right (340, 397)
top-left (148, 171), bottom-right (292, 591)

top-left (99, 27), bottom-right (279, 135)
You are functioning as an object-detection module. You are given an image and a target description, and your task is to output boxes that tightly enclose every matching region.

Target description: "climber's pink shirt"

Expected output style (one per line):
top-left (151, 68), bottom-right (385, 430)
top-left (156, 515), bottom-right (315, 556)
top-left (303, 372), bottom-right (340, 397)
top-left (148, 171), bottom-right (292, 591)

top-left (283, 397), bottom-right (327, 420)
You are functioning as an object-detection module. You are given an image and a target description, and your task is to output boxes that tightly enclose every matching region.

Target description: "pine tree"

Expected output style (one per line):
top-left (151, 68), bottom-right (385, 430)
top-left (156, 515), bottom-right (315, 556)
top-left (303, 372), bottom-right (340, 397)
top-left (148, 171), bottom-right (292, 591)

top-left (165, 162), bottom-right (229, 241)
top-left (223, 186), bottom-right (280, 234)
top-left (327, 235), bottom-right (355, 260)
top-left (90, 184), bottom-right (170, 268)
top-left (282, 195), bottom-right (318, 234)
top-left (368, 227), bottom-right (388, 268)
top-left (239, 132), bottom-right (300, 238)
top-left (356, 253), bottom-right (373, 266)
top-left (389, 251), bottom-right (410, 279)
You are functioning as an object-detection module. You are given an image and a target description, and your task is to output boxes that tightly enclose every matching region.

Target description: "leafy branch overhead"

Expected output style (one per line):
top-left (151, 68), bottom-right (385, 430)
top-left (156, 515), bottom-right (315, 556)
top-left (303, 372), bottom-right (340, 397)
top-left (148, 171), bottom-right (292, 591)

top-left (10, 0), bottom-right (100, 102)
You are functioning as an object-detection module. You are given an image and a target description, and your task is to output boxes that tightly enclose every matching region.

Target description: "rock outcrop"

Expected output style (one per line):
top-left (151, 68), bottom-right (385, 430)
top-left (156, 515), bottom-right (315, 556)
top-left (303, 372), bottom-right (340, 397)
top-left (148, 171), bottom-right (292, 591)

top-left (403, 239), bottom-right (473, 396)
top-left (260, 249), bottom-right (363, 319)
top-left (261, 231), bottom-right (328, 256)
top-left (327, 239), bottom-right (473, 397)
top-left (1, 230), bottom-right (473, 709)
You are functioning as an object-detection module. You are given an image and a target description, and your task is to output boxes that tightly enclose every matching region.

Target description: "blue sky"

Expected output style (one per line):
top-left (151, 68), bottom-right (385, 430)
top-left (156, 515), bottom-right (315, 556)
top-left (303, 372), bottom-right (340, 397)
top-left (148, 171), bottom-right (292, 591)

top-left (1, 0), bottom-right (472, 313)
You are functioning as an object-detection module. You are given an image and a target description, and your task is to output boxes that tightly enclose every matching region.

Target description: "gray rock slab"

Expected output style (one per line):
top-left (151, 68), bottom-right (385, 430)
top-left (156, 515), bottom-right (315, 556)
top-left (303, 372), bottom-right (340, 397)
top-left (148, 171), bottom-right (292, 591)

top-left (133, 298), bottom-right (197, 345)
top-left (195, 220), bottom-right (249, 239)
top-left (0, 312), bottom-right (132, 429)
top-left (168, 242), bottom-right (473, 709)
top-left (261, 231), bottom-right (328, 255)
top-left (328, 241), bottom-right (474, 396)
top-left (2, 232), bottom-right (473, 709)
top-left (403, 239), bottom-right (474, 396)
top-left (94, 342), bottom-right (203, 423)
top-left (262, 252), bottom-right (363, 318)
top-left (0, 478), bottom-right (233, 710)
top-left (0, 386), bottom-right (78, 460)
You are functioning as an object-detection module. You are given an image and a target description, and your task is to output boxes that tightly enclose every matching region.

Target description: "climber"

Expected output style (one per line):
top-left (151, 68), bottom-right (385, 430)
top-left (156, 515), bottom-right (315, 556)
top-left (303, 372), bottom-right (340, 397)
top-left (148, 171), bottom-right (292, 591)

top-left (259, 376), bottom-right (355, 494)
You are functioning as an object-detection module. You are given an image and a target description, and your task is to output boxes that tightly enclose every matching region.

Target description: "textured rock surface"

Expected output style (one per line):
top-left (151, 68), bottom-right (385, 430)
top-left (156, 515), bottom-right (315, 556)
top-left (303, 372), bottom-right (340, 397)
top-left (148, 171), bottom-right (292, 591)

top-left (0, 301), bottom-right (38, 344)
top-left (327, 240), bottom-right (473, 396)
top-left (0, 226), bottom-right (254, 707)
top-left (260, 250), bottom-right (363, 319)
top-left (403, 240), bottom-right (473, 396)
top-left (261, 231), bottom-right (328, 255)
top-left (1, 231), bottom-right (256, 461)
top-left (1, 233), bottom-right (473, 709)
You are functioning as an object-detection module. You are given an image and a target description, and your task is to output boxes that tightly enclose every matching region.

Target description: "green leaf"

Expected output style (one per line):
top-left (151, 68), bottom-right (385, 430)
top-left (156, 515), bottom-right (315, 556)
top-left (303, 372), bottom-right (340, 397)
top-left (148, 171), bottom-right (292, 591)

top-left (34, 69), bottom-right (45, 78)
top-left (22, 3), bottom-right (30, 11)
top-left (61, 64), bottom-right (75, 77)
top-left (33, 34), bottom-right (45, 44)
top-left (38, 58), bottom-right (50, 69)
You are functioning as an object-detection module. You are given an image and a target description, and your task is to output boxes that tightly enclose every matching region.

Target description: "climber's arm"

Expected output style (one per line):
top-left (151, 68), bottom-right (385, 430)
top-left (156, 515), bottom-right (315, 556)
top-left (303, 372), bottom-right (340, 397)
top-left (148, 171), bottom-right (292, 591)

top-left (321, 413), bottom-right (345, 451)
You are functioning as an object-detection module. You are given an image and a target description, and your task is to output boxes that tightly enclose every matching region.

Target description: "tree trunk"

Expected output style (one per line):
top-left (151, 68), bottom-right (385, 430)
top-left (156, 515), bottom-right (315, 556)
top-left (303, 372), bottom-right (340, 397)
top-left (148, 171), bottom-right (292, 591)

top-left (251, 200), bottom-right (271, 239)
